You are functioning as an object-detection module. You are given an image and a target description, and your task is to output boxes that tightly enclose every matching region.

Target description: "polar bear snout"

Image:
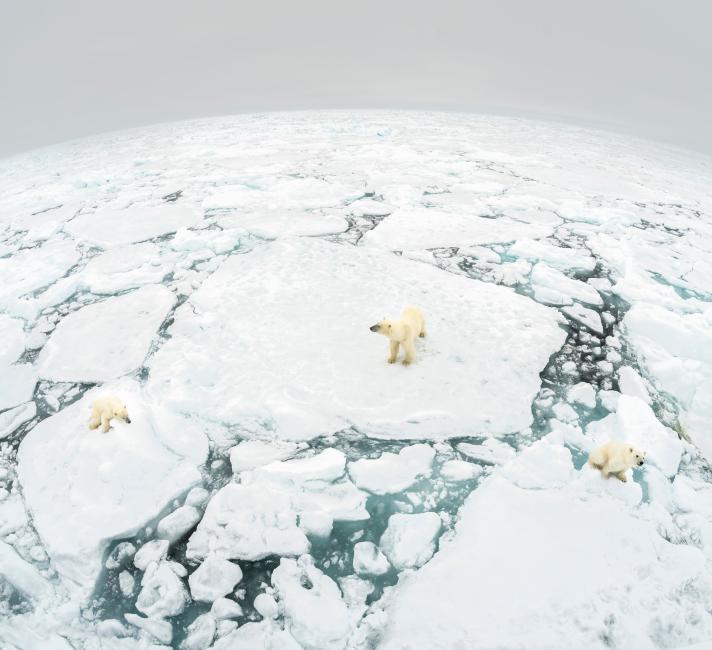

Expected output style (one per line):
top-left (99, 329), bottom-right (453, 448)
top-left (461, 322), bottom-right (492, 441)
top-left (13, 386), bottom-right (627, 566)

top-left (638, 458), bottom-right (644, 466)
top-left (125, 416), bottom-right (132, 424)
top-left (369, 324), bottom-right (380, 332)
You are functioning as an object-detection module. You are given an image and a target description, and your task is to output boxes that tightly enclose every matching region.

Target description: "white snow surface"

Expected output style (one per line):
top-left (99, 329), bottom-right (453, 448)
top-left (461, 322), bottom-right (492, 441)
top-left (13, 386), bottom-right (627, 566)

top-left (147, 237), bottom-right (565, 440)
top-left (16, 386), bottom-right (204, 595)
top-left (348, 444), bottom-right (435, 494)
top-left (37, 284), bottom-right (175, 382)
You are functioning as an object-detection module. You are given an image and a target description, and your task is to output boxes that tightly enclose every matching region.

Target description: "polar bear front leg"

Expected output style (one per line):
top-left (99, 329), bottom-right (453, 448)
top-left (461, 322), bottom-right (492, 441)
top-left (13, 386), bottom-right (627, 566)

top-left (388, 341), bottom-right (400, 364)
top-left (402, 340), bottom-right (416, 366)
top-left (615, 470), bottom-right (628, 482)
top-left (88, 414), bottom-right (100, 430)
top-left (419, 321), bottom-right (427, 338)
top-left (101, 412), bottom-right (112, 433)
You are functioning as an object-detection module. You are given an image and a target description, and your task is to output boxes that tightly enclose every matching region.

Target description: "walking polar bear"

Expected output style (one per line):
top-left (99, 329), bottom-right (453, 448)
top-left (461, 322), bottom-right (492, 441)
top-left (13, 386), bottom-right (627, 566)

top-left (588, 441), bottom-right (646, 482)
top-left (88, 395), bottom-right (131, 433)
top-left (370, 306), bottom-right (426, 366)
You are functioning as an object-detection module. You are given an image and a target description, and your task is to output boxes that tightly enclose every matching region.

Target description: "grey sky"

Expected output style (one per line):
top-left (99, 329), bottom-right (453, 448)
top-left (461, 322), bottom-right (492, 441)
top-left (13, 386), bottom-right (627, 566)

top-left (1, 0), bottom-right (711, 158)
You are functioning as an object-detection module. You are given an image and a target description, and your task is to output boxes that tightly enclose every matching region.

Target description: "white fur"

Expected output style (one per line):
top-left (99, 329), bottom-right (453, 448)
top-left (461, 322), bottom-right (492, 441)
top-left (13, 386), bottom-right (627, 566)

top-left (370, 306), bottom-right (426, 366)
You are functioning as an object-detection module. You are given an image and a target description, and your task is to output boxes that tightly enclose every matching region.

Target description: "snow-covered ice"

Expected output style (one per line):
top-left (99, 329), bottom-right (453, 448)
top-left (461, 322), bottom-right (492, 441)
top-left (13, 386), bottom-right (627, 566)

top-left (348, 444), bottom-right (435, 494)
top-left (148, 237), bottom-right (565, 440)
top-left (16, 388), bottom-right (203, 594)
top-left (188, 555), bottom-right (243, 603)
top-left (2, 111), bottom-right (712, 648)
top-left (37, 284), bottom-right (174, 382)
top-left (379, 512), bottom-right (442, 570)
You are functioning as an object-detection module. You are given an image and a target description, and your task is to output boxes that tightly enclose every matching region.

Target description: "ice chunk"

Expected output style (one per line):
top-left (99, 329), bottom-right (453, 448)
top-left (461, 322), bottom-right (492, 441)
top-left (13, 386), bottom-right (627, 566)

top-left (500, 438), bottom-right (574, 489)
top-left (124, 613), bottom-right (172, 645)
top-left (348, 444), bottom-right (435, 494)
top-left (567, 382), bottom-right (596, 408)
top-left (184, 487), bottom-right (211, 508)
top-left (0, 314), bottom-right (25, 363)
top-left (254, 593), bottom-right (279, 619)
top-left (552, 402), bottom-right (578, 423)
top-left (211, 597), bottom-right (243, 620)
top-left (531, 263), bottom-right (602, 306)
top-left (254, 448), bottom-right (346, 483)
top-left (457, 439), bottom-right (516, 465)
top-left (0, 541), bottom-right (53, 601)
top-left (106, 541), bottom-right (137, 570)
top-left (617, 366), bottom-right (650, 404)
top-left (440, 459), bottom-right (482, 482)
top-left (229, 440), bottom-right (300, 473)
top-left (352, 541), bottom-right (390, 576)
top-left (561, 303), bottom-right (604, 334)
top-left (365, 209), bottom-right (553, 250)
top-left (38, 284), bottom-right (174, 382)
top-left (186, 482), bottom-right (308, 561)
top-left (624, 303), bottom-right (712, 459)
top-left (118, 570), bottom-right (134, 597)
top-left (379, 476), bottom-right (704, 649)
top-left (586, 395), bottom-right (683, 477)
top-left (65, 204), bottom-right (199, 248)
top-left (17, 389), bottom-right (201, 595)
top-left (189, 447), bottom-right (367, 562)
top-left (0, 364), bottom-right (37, 411)
top-left (181, 613), bottom-right (216, 650)
top-left (188, 555), bottom-right (243, 602)
top-left (136, 560), bottom-right (189, 618)
top-left (156, 505), bottom-right (201, 544)
top-left (134, 540), bottom-right (169, 571)
top-left (218, 210), bottom-right (347, 239)
top-left (204, 178), bottom-right (357, 212)
top-left (212, 621), bottom-right (301, 650)
top-left (0, 239), bottom-right (80, 315)
top-left (347, 199), bottom-right (394, 216)
top-left (147, 238), bottom-right (565, 440)
top-left (271, 555), bottom-right (350, 650)
top-left (0, 402), bottom-right (36, 440)
top-left (507, 239), bottom-right (596, 272)
top-left (379, 512), bottom-right (442, 570)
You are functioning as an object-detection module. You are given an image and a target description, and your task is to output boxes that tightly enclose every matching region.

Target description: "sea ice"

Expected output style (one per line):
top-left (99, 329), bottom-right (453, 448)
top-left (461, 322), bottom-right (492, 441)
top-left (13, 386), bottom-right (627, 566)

top-left (0, 364), bottom-right (37, 411)
top-left (147, 238), bottom-right (565, 440)
top-left (64, 204), bottom-right (199, 248)
top-left (439, 459), bottom-right (482, 482)
top-left (37, 285), bottom-right (175, 382)
top-left (156, 505), bottom-right (201, 544)
top-left (379, 512), bottom-right (442, 570)
top-left (352, 541), bottom-right (391, 576)
top-left (364, 209), bottom-right (553, 250)
top-left (379, 475), bottom-right (706, 649)
top-left (348, 444), bottom-right (435, 494)
top-left (229, 440), bottom-right (301, 473)
top-left (136, 560), bottom-right (189, 618)
top-left (456, 439), bottom-right (516, 465)
top-left (188, 555), bottom-right (243, 603)
top-left (567, 382), bottom-right (596, 408)
top-left (17, 388), bottom-right (202, 595)
top-left (271, 555), bottom-right (350, 650)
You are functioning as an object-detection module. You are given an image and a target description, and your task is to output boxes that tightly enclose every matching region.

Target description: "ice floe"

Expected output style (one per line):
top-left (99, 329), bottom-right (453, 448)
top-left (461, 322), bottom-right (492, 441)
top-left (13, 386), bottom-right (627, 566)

top-left (147, 237), bottom-right (565, 440)
top-left (38, 285), bottom-right (175, 382)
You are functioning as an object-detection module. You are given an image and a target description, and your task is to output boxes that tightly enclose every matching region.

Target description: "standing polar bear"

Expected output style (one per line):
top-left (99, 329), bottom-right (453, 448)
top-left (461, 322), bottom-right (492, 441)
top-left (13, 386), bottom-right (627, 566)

top-left (588, 441), bottom-right (646, 482)
top-left (88, 395), bottom-right (131, 433)
top-left (370, 306), bottom-right (426, 366)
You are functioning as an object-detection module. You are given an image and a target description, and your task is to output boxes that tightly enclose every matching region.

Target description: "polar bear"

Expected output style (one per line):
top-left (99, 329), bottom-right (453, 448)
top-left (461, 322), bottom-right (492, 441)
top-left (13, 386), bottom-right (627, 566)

top-left (88, 395), bottom-right (131, 433)
top-left (588, 441), bottom-right (646, 482)
top-left (369, 306), bottom-right (426, 366)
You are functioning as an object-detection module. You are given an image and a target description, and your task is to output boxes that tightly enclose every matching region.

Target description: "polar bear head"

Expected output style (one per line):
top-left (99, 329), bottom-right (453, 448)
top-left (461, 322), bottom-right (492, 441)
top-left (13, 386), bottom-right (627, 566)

top-left (370, 319), bottom-right (408, 343)
top-left (369, 319), bottom-right (392, 336)
top-left (627, 445), bottom-right (646, 467)
top-left (113, 403), bottom-right (131, 424)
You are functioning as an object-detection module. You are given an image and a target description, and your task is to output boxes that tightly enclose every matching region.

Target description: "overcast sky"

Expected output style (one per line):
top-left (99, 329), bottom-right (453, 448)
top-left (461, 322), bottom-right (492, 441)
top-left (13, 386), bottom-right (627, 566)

top-left (1, 0), bottom-right (711, 158)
